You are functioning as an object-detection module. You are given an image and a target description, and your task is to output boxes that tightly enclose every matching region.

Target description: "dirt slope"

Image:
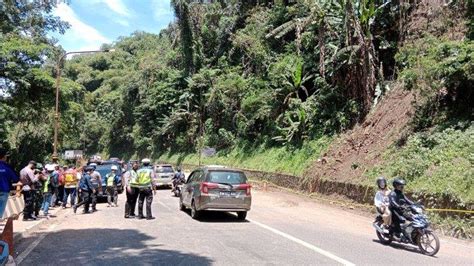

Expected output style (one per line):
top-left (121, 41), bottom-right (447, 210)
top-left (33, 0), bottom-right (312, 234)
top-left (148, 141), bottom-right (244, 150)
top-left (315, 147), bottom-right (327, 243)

top-left (303, 86), bottom-right (414, 191)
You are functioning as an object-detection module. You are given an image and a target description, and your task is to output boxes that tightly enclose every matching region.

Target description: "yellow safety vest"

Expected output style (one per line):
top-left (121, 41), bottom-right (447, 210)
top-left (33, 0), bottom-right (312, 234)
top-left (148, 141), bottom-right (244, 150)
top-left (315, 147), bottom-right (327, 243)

top-left (136, 168), bottom-right (153, 187)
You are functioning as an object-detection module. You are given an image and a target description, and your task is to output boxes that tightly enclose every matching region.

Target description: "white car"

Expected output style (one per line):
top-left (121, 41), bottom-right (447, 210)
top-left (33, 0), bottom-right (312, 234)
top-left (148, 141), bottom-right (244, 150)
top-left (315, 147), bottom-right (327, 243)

top-left (154, 164), bottom-right (175, 188)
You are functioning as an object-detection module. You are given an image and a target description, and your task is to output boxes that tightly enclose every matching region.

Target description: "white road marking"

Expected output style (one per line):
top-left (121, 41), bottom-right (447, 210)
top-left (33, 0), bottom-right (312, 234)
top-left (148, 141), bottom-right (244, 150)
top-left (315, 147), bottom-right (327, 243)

top-left (16, 223), bottom-right (58, 265)
top-left (248, 219), bottom-right (355, 266)
top-left (158, 200), bottom-right (172, 211)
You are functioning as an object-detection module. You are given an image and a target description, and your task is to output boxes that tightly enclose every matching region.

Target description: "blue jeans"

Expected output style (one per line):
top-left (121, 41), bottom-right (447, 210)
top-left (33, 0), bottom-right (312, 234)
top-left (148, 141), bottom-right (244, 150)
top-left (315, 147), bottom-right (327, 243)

top-left (62, 188), bottom-right (77, 207)
top-left (42, 193), bottom-right (52, 215)
top-left (0, 192), bottom-right (9, 218)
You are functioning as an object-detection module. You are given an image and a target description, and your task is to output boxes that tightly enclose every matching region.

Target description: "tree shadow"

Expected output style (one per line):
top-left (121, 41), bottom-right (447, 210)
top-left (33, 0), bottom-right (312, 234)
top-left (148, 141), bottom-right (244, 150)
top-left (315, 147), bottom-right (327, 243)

top-left (17, 228), bottom-right (213, 265)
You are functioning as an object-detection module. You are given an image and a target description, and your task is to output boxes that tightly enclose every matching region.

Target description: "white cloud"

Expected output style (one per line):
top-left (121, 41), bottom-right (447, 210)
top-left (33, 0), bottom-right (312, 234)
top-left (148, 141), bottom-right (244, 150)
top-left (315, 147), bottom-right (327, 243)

top-left (53, 3), bottom-right (110, 51)
top-left (152, 0), bottom-right (172, 21)
top-left (115, 18), bottom-right (130, 27)
top-left (103, 0), bottom-right (131, 17)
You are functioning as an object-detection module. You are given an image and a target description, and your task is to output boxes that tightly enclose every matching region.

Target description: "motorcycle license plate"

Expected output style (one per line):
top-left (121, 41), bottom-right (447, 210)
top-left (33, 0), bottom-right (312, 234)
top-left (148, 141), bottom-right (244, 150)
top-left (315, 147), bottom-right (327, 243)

top-left (219, 191), bottom-right (236, 197)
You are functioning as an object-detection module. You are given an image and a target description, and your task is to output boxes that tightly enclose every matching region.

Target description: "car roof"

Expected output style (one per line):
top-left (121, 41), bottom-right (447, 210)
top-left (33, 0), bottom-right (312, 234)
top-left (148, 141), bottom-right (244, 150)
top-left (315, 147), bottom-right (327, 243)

top-left (156, 164), bottom-right (173, 167)
top-left (200, 165), bottom-right (243, 173)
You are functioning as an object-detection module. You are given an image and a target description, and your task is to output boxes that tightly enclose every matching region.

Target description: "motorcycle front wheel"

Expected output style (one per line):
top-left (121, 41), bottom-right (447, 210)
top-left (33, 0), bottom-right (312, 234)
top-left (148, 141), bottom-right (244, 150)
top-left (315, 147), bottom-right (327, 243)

top-left (375, 220), bottom-right (393, 245)
top-left (418, 231), bottom-right (440, 256)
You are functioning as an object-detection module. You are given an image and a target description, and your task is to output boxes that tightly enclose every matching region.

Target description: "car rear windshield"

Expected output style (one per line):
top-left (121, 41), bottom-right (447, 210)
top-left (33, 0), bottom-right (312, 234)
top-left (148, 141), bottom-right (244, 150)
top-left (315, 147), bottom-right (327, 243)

top-left (208, 171), bottom-right (247, 185)
top-left (156, 166), bottom-right (174, 173)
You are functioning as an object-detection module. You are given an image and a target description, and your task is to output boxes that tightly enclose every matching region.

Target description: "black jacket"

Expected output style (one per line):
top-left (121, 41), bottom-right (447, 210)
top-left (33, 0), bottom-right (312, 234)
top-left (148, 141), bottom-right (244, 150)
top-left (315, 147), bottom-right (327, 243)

top-left (389, 189), bottom-right (413, 213)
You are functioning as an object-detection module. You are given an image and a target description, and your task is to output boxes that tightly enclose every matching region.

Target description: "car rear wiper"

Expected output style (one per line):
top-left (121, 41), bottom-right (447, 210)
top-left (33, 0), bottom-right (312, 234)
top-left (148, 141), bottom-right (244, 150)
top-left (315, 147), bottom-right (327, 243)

top-left (217, 182), bottom-right (234, 188)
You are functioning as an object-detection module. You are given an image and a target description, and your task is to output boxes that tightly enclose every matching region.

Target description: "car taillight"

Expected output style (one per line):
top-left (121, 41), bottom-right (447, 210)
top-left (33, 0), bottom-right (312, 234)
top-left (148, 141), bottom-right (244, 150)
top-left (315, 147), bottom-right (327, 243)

top-left (237, 184), bottom-right (251, 196)
top-left (200, 182), bottom-right (218, 194)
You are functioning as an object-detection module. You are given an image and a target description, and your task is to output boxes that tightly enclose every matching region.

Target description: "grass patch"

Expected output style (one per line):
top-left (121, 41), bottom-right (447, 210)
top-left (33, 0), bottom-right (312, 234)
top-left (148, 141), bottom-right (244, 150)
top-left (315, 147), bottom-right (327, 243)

top-left (157, 136), bottom-right (332, 176)
top-left (365, 122), bottom-right (474, 205)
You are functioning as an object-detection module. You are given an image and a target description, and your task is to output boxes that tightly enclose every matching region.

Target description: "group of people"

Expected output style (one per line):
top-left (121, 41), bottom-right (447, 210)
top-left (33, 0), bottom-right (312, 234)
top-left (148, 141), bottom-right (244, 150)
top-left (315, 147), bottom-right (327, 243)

top-left (374, 176), bottom-right (414, 237)
top-left (0, 147), bottom-right (122, 220)
top-left (0, 147), bottom-right (186, 222)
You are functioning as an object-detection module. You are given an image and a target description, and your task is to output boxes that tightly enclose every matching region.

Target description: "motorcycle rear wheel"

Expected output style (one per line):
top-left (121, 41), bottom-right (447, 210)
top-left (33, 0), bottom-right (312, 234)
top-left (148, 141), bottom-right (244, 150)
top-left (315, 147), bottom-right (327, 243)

top-left (417, 231), bottom-right (440, 256)
top-left (375, 221), bottom-right (393, 245)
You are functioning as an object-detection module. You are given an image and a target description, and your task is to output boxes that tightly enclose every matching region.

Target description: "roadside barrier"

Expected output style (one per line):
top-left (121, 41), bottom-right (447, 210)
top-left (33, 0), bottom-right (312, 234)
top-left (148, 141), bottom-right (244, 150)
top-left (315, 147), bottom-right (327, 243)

top-left (175, 163), bottom-right (473, 215)
top-left (0, 194), bottom-right (24, 256)
top-left (251, 179), bottom-right (474, 215)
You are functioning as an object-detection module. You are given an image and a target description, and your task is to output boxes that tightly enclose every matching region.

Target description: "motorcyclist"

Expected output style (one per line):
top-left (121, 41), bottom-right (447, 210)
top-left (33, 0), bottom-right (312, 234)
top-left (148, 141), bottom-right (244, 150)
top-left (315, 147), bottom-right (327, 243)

top-left (389, 178), bottom-right (414, 237)
top-left (373, 176), bottom-right (391, 233)
top-left (171, 167), bottom-right (185, 192)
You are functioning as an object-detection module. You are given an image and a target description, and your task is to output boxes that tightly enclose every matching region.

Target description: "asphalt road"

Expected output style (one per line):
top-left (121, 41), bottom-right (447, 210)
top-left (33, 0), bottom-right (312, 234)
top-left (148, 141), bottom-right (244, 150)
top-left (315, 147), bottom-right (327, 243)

top-left (15, 188), bottom-right (473, 265)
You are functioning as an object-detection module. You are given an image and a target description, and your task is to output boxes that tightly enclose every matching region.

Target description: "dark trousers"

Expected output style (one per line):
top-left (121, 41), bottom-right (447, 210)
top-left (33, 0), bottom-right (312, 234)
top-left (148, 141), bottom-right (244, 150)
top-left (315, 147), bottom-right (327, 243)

top-left (106, 186), bottom-right (118, 206)
top-left (34, 190), bottom-right (43, 216)
top-left (56, 185), bottom-right (64, 205)
top-left (62, 188), bottom-right (77, 207)
top-left (23, 190), bottom-right (35, 218)
top-left (51, 187), bottom-right (59, 207)
top-left (138, 187), bottom-right (153, 218)
top-left (125, 187), bottom-right (139, 217)
top-left (91, 190), bottom-right (98, 210)
top-left (76, 191), bottom-right (91, 212)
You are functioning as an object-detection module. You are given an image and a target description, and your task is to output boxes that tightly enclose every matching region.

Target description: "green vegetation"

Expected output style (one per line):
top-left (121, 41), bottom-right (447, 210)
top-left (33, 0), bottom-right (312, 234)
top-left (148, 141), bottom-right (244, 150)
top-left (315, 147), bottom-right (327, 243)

top-left (366, 123), bottom-right (474, 204)
top-left (159, 136), bottom-right (332, 176)
top-left (1, 1), bottom-right (472, 235)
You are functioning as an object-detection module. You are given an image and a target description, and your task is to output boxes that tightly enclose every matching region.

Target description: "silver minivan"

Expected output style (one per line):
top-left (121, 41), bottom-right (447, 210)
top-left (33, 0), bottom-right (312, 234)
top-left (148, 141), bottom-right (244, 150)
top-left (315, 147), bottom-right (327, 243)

top-left (179, 166), bottom-right (251, 220)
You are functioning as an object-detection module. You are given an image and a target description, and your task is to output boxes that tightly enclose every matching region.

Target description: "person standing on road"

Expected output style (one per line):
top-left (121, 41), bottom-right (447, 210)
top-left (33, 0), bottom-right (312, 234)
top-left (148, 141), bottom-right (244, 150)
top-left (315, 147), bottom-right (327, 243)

top-left (105, 166), bottom-right (119, 207)
top-left (41, 165), bottom-right (55, 218)
top-left (62, 165), bottom-right (78, 208)
top-left (136, 159), bottom-right (156, 220)
top-left (19, 161), bottom-right (38, 221)
top-left (124, 162), bottom-right (139, 218)
top-left (89, 163), bottom-right (102, 212)
top-left (73, 166), bottom-right (95, 214)
top-left (50, 165), bottom-right (60, 208)
top-left (33, 164), bottom-right (46, 218)
top-left (0, 148), bottom-right (19, 218)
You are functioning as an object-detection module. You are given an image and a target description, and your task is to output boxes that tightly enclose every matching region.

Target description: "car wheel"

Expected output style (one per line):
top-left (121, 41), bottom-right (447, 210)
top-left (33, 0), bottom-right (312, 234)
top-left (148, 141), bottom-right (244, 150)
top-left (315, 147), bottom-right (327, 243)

top-left (179, 196), bottom-right (186, 211)
top-left (191, 200), bottom-right (200, 220)
top-left (237, 211), bottom-right (247, 221)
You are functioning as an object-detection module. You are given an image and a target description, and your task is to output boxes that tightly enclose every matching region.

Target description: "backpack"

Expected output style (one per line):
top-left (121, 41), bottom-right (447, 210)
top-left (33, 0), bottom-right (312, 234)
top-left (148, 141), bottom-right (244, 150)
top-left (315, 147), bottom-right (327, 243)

top-left (64, 171), bottom-right (77, 184)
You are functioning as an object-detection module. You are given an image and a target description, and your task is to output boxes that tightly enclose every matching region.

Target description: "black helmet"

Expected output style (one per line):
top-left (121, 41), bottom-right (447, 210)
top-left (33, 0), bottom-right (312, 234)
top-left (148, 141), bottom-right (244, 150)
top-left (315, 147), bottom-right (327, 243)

top-left (376, 176), bottom-right (387, 189)
top-left (177, 167), bottom-right (182, 172)
top-left (393, 178), bottom-right (406, 188)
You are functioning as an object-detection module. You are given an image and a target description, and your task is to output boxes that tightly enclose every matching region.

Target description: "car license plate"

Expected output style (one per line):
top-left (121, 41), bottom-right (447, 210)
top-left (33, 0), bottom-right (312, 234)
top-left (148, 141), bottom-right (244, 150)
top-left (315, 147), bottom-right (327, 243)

top-left (219, 191), bottom-right (236, 197)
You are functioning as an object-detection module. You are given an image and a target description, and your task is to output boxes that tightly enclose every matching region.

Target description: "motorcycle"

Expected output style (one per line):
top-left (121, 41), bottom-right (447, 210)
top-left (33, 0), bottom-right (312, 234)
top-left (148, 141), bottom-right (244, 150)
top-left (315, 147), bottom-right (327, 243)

top-left (172, 177), bottom-right (185, 197)
top-left (373, 203), bottom-right (440, 256)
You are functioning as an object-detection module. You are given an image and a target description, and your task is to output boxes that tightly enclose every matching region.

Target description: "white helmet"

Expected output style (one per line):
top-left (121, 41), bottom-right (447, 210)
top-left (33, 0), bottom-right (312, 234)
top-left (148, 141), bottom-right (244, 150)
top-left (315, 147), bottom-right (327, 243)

top-left (45, 164), bottom-right (55, 171)
top-left (111, 165), bottom-right (118, 171)
top-left (141, 158), bottom-right (151, 164)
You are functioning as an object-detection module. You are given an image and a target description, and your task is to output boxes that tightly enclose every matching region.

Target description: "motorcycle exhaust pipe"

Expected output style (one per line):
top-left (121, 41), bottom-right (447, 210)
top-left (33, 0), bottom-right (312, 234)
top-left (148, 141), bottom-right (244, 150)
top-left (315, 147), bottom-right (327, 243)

top-left (372, 223), bottom-right (385, 234)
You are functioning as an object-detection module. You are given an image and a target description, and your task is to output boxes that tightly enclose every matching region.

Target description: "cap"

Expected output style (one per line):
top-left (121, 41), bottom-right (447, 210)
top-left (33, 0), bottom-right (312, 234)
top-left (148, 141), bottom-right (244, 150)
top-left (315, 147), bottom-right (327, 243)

top-left (29, 160), bottom-right (37, 165)
top-left (111, 165), bottom-right (118, 171)
top-left (141, 158), bottom-right (151, 164)
top-left (45, 164), bottom-right (55, 171)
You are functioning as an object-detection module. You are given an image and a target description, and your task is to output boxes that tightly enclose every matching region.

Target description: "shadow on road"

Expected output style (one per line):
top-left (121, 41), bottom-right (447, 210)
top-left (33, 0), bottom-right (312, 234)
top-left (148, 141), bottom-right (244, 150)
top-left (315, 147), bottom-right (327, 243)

top-left (17, 228), bottom-right (213, 265)
top-left (371, 239), bottom-right (438, 258)
top-left (184, 210), bottom-right (249, 223)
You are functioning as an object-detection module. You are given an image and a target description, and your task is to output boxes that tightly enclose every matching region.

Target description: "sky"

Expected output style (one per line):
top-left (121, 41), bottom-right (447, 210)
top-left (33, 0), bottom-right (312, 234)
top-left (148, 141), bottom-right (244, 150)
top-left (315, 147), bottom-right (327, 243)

top-left (51, 0), bottom-right (175, 52)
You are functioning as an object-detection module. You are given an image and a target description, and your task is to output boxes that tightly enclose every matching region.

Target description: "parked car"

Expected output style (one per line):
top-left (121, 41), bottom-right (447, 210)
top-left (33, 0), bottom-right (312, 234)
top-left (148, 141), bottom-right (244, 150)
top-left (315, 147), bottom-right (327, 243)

top-left (179, 166), bottom-right (251, 220)
top-left (154, 164), bottom-right (175, 188)
top-left (94, 162), bottom-right (124, 195)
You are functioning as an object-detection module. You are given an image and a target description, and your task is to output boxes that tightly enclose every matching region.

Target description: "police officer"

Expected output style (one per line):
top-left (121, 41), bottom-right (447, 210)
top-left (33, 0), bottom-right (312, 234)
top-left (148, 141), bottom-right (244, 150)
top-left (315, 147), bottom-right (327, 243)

top-left (19, 161), bottom-right (38, 221)
top-left (136, 159), bottom-right (156, 220)
top-left (73, 166), bottom-right (95, 214)
top-left (124, 161), bottom-right (140, 218)
top-left (89, 163), bottom-right (102, 212)
top-left (105, 165), bottom-right (119, 207)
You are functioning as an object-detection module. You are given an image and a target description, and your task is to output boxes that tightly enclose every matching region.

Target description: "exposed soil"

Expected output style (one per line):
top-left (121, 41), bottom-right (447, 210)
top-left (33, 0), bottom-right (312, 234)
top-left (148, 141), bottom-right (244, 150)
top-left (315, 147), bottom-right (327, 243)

top-left (303, 86), bottom-right (415, 190)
